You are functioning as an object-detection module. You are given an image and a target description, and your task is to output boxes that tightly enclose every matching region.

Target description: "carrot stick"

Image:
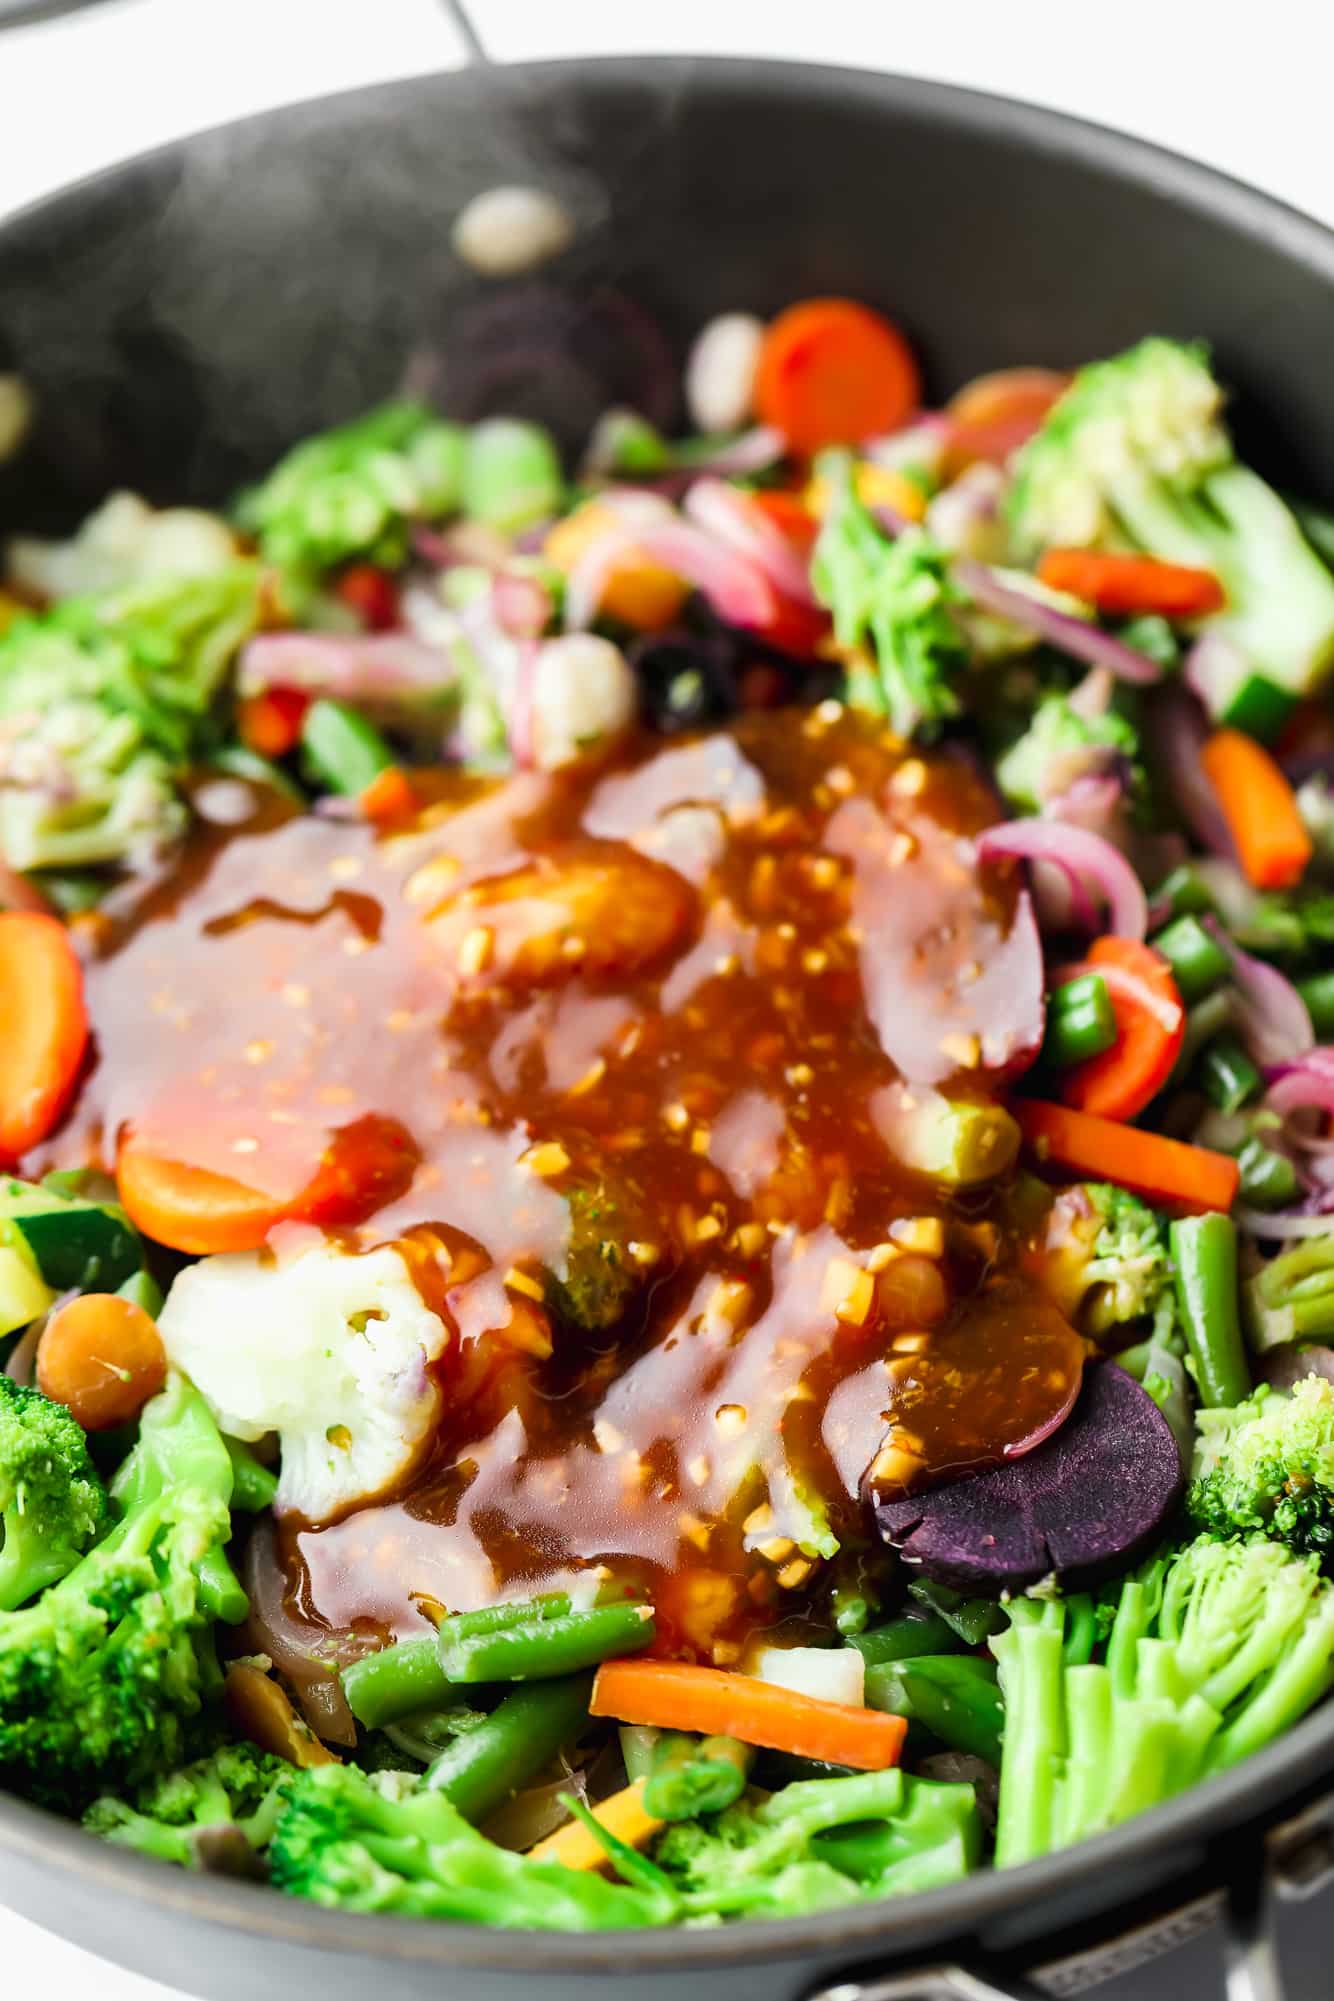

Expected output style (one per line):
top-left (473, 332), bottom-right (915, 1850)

top-left (755, 299), bottom-right (920, 455)
top-left (0, 911), bottom-right (88, 1162)
top-left (1016, 1100), bottom-right (1239, 1213)
top-left (528, 1779), bottom-right (664, 1871)
top-left (359, 765), bottom-right (419, 825)
top-left (590, 1659), bottom-right (908, 1771)
top-left (1200, 727), bottom-right (1314, 890)
top-left (1037, 549), bottom-right (1225, 618)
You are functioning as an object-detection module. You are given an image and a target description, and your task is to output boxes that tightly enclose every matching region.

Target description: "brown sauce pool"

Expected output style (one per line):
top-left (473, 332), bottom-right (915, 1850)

top-left (39, 706), bottom-right (1082, 1658)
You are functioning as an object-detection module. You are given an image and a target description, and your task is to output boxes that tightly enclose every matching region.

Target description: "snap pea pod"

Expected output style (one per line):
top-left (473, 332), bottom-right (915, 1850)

top-left (341, 1636), bottom-right (454, 1729)
top-left (425, 1672), bottom-right (594, 1823)
top-left (1171, 1213), bottom-right (1252, 1409)
top-left (848, 1611), bottom-right (964, 1667)
top-left (438, 1601), bottom-right (655, 1683)
top-left (642, 1731), bottom-right (753, 1820)
top-left (864, 1656), bottom-right (1004, 1766)
top-left (300, 698), bottom-right (394, 796)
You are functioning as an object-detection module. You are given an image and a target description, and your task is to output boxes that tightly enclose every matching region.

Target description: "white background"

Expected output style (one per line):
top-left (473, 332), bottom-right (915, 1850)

top-left (1, 2), bottom-right (1332, 1995)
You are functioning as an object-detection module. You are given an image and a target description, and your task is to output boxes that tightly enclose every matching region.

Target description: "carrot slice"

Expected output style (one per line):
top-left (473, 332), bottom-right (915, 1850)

top-left (755, 299), bottom-right (921, 455)
top-left (590, 1659), bottom-right (907, 1771)
top-left (943, 368), bottom-right (1070, 475)
top-left (116, 1139), bottom-right (288, 1255)
top-left (0, 912), bottom-right (88, 1162)
top-left (37, 1292), bottom-right (167, 1432)
top-left (1037, 549), bottom-right (1225, 619)
top-left (1063, 938), bottom-right (1185, 1122)
top-left (1016, 1100), bottom-right (1239, 1213)
top-left (1200, 727), bottom-right (1314, 890)
top-left (359, 765), bottom-right (419, 826)
top-left (238, 688), bottom-right (309, 759)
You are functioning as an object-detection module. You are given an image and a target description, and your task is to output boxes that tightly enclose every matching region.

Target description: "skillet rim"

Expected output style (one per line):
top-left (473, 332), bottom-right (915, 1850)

top-left (2, 48), bottom-right (1334, 1978)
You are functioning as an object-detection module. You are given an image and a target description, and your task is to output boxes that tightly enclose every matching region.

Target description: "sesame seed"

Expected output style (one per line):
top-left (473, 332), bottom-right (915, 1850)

top-left (627, 1240), bottom-right (661, 1267)
top-left (232, 1136), bottom-right (259, 1155)
top-left (809, 856), bottom-right (841, 889)
top-left (686, 1454), bottom-right (711, 1487)
top-left (801, 947), bottom-right (830, 976)
top-left (785, 1062), bottom-right (815, 1089)
top-left (458, 926), bottom-right (493, 976)
top-left (694, 1214), bottom-right (724, 1243)
top-left (690, 1127), bottom-right (711, 1156)
top-left (561, 934), bottom-right (587, 961)
top-left (713, 952), bottom-right (741, 977)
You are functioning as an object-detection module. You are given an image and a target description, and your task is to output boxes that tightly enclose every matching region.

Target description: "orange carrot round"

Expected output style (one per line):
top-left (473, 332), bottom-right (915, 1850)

top-left (590, 1658), bottom-right (907, 1770)
top-left (37, 1292), bottom-right (167, 1432)
top-left (1200, 727), bottom-right (1314, 890)
top-left (359, 765), bottom-right (419, 826)
top-left (755, 299), bottom-right (921, 455)
top-left (1063, 938), bottom-right (1185, 1122)
top-left (1037, 548), bottom-right (1225, 619)
top-left (0, 912), bottom-right (89, 1163)
top-left (116, 1140), bottom-right (288, 1255)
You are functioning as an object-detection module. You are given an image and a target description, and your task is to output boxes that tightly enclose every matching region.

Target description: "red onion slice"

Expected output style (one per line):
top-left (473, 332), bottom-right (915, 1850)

top-left (492, 570), bottom-right (553, 641)
top-left (954, 559), bottom-right (1165, 684)
top-left (1267, 1048), bottom-right (1334, 1118)
top-left (239, 632), bottom-right (452, 702)
top-left (683, 477), bottom-right (816, 605)
top-left (1150, 685), bottom-right (1238, 862)
top-left (565, 517), bottom-right (778, 634)
top-left (978, 820), bottom-right (1149, 940)
top-left (1203, 917), bottom-right (1315, 1069)
top-left (240, 1523), bottom-right (364, 1746)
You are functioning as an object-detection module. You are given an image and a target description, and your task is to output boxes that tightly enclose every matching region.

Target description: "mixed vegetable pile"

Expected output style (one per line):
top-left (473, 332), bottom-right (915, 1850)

top-left (2, 287), bottom-right (1334, 1935)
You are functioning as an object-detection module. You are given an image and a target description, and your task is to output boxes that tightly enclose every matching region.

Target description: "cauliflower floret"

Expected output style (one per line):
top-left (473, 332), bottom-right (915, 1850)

top-left (157, 1240), bottom-right (449, 1523)
top-left (8, 492), bottom-right (238, 603)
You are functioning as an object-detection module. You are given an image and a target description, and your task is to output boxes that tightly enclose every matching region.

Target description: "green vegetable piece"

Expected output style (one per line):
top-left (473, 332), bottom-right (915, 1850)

top-left (1171, 1213), bottom-right (1251, 1408)
top-left (643, 1731), bottom-right (753, 1820)
top-left (864, 1655), bottom-right (1004, 1766)
top-left (1235, 1135), bottom-right (1301, 1211)
top-left (0, 1378), bottom-right (110, 1613)
top-left (848, 1610), bottom-right (963, 1667)
top-left (0, 1174), bottom-right (143, 1294)
top-left (115, 1269), bottom-right (164, 1317)
top-left (1198, 1035), bottom-right (1262, 1114)
top-left (425, 1672), bottom-right (594, 1823)
top-left (877, 1091), bottom-right (1020, 1188)
top-left (224, 1437), bottom-right (279, 1514)
top-left (341, 1636), bottom-right (454, 1731)
top-left (1245, 1234), bottom-right (1334, 1352)
top-left (461, 419), bottom-right (563, 534)
top-left (209, 743), bottom-right (307, 804)
top-left (1151, 862), bottom-right (1217, 921)
top-left (437, 1601), bottom-right (655, 1684)
top-left (1297, 970), bottom-right (1334, 1041)
top-left (84, 1742), bottom-right (290, 1867)
top-left (1043, 973), bottom-right (1117, 1069)
top-left (300, 698), bottom-right (394, 797)
top-left (1189, 1377), bottom-right (1334, 1561)
top-left (997, 694), bottom-right (1142, 817)
top-left (1151, 915), bottom-right (1230, 1004)
top-left (0, 1242), bottom-right (54, 1338)
top-left (433, 1591), bottom-right (572, 1648)
top-left (906, 1580), bottom-right (1006, 1647)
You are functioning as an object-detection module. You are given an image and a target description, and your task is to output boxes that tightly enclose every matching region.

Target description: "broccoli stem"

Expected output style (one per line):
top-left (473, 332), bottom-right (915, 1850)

top-left (1245, 1235), bottom-right (1334, 1350)
top-left (992, 1600), bottom-right (1066, 1867)
top-left (1207, 1597), bottom-right (1334, 1771)
top-left (424, 1672), bottom-right (594, 1823)
top-left (300, 700), bottom-right (394, 797)
top-left (195, 1545), bottom-right (249, 1626)
top-left (1170, 1214), bottom-right (1252, 1408)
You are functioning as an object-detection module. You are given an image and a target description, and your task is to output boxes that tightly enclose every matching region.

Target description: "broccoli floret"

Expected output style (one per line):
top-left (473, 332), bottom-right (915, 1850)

top-left (0, 567), bottom-right (261, 874)
top-left (650, 1768), bottom-right (980, 1917)
top-left (0, 1372), bottom-right (244, 1807)
top-left (996, 691), bottom-right (1141, 815)
top-left (1008, 339), bottom-right (1334, 723)
top-left (84, 1741), bottom-right (289, 1869)
top-left (269, 1762), bottom-right (663, 1928)
top-left (1189, 1377), bottom-right (1334, 1561)
top-left (1245, 1234), bottom-right (1334, 1353)
top-left (811, 450), bottom-right (967, 738)
top-left (994, 1535), bottom-right (1334, 1865)
top-left (234, 403), bottom-right (467, 574)
top-left (1039, 1183), bottom-right (1174, 1339)
top-left (0, 1378), bottom-right (109, 1612)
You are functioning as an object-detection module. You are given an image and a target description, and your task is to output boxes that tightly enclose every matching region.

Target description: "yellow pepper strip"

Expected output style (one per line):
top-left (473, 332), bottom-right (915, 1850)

top-left (528, 1778), bottom-right (665, 1872)
top-left (545, 501), bottom-right (689, 631)
top-left (804, 461), bottom-right (927, 524)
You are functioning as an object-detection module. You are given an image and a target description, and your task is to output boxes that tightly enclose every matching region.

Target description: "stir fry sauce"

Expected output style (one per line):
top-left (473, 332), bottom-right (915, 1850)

top-left (39, 707), bottom-right (1085, 1654)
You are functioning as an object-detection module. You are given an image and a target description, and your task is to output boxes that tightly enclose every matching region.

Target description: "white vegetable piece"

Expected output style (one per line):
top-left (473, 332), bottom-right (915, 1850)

top-left (451, 185), bottom-right (574, 278)
top-left (7, 490), bottom-right (238, 601)
top-left (752, 1644), bottom-right (866, 1708)
top-left (684, 313), bottom-right (765, 436)
top-left (529, 633), bottom-right (637, 771)
top-left (158, 1239), bottom-right (450, 1523)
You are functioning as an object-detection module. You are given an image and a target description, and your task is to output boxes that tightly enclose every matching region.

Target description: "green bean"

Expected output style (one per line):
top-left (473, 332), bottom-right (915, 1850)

top-left (864, 1656), bottom-right (1003, 1766)
top-left (848, 1610), bottom-right (963, 1667)
top-left (1171, 1213), bottom-right (1252, 1408)
top-left (642, 1731), bottom-right (753, 1820)
top-left (341, 1637), bottom-right (453, 1729)
top-left (1151, 915), bottom-right (1231, 1003)
top-left (299, 699), bottom-right (394, 796)
top-left (115, 1269), bottom-right (164, 1317)
top-left (1198, 1035), bottom-right (1262, 1114)
top-left (438, 1601), bottom-right (655, 1684)
top-left (425, 1672), bottom-right (593, 1823)
top-left (1236, 1135), bottom-right (1301, 1211)
top-left (1062, 1595), bottom-right (1098, 1668)
top-left (1043, 973), bottom-right (1117, 1068)
top-left (460, 418), bottom-right (563, 534)
top-left (1149, 863), bottom-right (1216, 921)
top-left (907, 1580), bottom-right (1005, 1646)
top-left (434, 1592), bottom-right (573, 1648)
top-left (224, 1436), bottom-right (279, 1514)
top-left (1297, 970), bottom-right (1334, 1041)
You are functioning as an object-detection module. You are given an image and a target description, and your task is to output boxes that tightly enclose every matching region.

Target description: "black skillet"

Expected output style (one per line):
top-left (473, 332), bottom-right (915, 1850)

top-left (1, 43), bottom-right (1334, 2001)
